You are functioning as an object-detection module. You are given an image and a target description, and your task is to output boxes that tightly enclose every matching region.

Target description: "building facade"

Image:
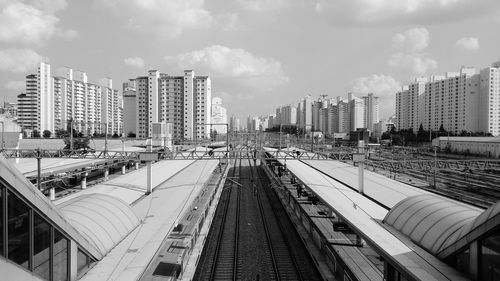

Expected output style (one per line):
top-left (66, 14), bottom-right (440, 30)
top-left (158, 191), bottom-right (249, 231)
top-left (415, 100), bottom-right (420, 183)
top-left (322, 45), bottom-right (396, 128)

top-left (211, 97), bottom-right (228, 134)
top-left (396, 63), bottom-right (500, 136)
top-left (18, 63), bottom-right (122, 136)
top-left (129, 70), bottom-right (211, 140)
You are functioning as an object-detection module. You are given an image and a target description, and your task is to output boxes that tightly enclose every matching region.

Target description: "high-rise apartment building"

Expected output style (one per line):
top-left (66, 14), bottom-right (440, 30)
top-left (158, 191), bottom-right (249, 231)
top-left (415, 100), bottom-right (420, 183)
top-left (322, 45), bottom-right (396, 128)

top-left (129, 70), bottom-right (211, 140)
top-left (362, 93), bottom-right (379, 133)
top-left (229, 115), bottom-right (241, 132)
top-left (17, 74), bottom-right (38, 131)
top-left (395, 64), bottom-right (500, 135)
top-left (18, 62), bottom-right (122, 136)
top-left (211, 97), bottom-right (227, 134)
top-left (479, 62), bottom-right (500, 136)
top-left (348, 93), bottom-right (365, 131)
top-left (123, 80), bottom-right (137, 137)
top-left (395, 78), bottom-right (427, 132)
top-left (297, 95), bottom-right (312, 132)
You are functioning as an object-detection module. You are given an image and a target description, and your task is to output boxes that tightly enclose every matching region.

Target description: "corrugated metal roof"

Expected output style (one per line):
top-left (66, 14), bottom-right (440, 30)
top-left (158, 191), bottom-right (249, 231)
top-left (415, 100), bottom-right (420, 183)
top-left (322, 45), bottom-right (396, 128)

top-left (58, 193), bottom-right (140, 256)
top-left (383, 194), bottom-right (481, 255)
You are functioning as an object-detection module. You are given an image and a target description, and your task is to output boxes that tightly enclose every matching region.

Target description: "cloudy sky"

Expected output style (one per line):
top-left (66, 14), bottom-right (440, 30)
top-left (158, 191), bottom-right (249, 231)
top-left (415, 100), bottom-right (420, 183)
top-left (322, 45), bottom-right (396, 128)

top-left (1, 0), bottom-right (500, 119)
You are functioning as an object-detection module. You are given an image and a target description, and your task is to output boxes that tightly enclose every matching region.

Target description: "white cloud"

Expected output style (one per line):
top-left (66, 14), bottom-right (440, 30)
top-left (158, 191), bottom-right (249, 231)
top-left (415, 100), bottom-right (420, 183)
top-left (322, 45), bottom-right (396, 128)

top-left (237, 0), bottom-right (288, 11)
top-left (351, 74), bottom-right (401, 98)
top-left (315, 0), bottom-right (498, 25)
top-left (0, 48), bottom-right (47, 73)
top-left (392, 27), bottom-right (429, 52)
top-left (56, 29), bottom-right (80, 40)
top-left (456, 37), bottom-right (480, 50)
top-left (215, 13), bottom-right (241, 31)
top-left (164, 45), bottom-right (288, 89)
top-left (124, 57), bottom-right (145, 68)
top-left (387, 27), bottom-right (437, 75)
top-left (388, 52), bottom-right (437, 75)
top-left (350, 74), bottom-right (402, 117)
top-left (4, 80), bottom-right (24, 90)
top-left (0, 0), bottom-right (75, 44)
top-left (96, 0), bottom-right (212, 37)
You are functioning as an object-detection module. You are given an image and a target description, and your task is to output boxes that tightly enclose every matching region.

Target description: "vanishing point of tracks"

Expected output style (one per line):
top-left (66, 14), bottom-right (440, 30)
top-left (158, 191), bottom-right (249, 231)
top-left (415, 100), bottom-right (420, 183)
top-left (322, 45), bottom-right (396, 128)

top-left (193, 151), bottom-right (322, 281)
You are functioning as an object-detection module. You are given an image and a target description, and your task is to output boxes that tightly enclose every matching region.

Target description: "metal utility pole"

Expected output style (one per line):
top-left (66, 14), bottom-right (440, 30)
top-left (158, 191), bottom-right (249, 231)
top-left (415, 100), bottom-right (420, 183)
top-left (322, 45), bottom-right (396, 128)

top-left (310, 132), bottom-right (314, 152)
top-left (357, 141), bottom-right (365, 194)
top-left (104, 122), bottom-right (108, 154)
top-left (279, 124), bottom-right (282, 151)
top-left (0, 121), bottom-right (4, 150)
top-left (433, 145), bottom-right (437, 188)
top-left (70, 119), bottom-right (73, 151)
top-left (36, 148), bottom-right (42, 191)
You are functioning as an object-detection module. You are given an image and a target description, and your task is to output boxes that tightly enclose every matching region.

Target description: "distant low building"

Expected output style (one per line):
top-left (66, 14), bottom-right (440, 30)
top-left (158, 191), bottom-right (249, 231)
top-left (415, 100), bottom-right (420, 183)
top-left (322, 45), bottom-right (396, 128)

top-left (432, 136), bottom-right (500, 158)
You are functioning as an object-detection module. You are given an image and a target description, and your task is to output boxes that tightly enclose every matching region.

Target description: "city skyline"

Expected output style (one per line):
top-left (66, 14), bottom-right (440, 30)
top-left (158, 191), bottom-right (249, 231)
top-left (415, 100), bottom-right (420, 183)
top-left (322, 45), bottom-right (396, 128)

top-left (1, 0), bottom-right (500, 120)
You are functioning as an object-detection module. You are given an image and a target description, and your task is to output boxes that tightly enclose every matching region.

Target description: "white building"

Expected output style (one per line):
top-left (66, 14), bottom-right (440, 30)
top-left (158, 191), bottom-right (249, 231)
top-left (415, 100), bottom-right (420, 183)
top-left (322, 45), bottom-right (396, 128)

top-left (348, 93), bottom-right (365, 131)
top-left (122, 80), bottom-right (136, 137)
top-left (395, 77), bottom-right (427, 132)
top-left (18, 63), bottom-right (122, 136)
top-left (362, 93), bottom-right (379, 133)
top-left (211, 97), bottom-right (228, 134)
top-left (129, 70), bottom-right (211, 140)
top-left (396, 64), bottom-right (500, 136)
top-left (479, 62), bottom-right (500, 136)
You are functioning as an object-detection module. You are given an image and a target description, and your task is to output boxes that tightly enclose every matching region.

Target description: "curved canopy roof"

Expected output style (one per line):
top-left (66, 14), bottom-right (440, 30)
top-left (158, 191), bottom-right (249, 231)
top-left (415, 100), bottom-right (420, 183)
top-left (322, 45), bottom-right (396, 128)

top-left (383, 194), bottom-right (481, 255)
top-left (59, 193), bottom-right (139, 257)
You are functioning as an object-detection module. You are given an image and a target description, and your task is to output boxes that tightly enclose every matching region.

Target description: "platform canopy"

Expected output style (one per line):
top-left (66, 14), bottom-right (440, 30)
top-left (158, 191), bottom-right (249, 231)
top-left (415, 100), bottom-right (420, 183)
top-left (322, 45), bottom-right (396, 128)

top-left (58, 193), bottom-right (140, 257)
top-left (383, 194), bottom-right (481, 255)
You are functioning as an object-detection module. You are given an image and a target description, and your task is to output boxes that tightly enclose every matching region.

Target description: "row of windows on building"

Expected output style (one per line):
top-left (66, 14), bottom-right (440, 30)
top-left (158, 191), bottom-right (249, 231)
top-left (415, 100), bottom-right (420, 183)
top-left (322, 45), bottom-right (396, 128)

top-left (0, 180), bottom-right (95, 281)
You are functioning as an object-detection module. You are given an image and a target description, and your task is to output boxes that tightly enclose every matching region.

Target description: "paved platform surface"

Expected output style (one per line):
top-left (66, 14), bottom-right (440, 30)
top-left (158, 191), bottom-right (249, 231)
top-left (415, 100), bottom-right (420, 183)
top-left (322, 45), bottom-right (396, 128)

top-left (54, 160), bottom-right (194, 206)
top-left (303, 160), bottom-right (433, 208)
top-left (9, 158), bottom-right (109, 177)
top-left (80, 160), bottom-right (218, 281)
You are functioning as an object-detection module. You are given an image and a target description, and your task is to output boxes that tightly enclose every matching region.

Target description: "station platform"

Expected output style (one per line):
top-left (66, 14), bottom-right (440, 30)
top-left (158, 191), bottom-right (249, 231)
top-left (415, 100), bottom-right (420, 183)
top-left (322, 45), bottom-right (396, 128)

top-left (269, 154), bottom-right (469, 280)
top-left (9, 158), bottom-right (111, 178)
top-left (78, 160), bottom-right (222, 280)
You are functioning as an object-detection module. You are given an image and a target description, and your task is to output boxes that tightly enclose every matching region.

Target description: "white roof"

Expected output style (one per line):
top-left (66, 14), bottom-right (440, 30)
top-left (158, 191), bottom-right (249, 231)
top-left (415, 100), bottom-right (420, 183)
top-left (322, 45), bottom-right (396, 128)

top-left (383, 194), bottom-right (481, 255)
top-left (279, 158), bottom-right (467, 280)
top-left (58, 193), bottom-right (140, 256)
top-left (303, 160), bottom-right (432, 208)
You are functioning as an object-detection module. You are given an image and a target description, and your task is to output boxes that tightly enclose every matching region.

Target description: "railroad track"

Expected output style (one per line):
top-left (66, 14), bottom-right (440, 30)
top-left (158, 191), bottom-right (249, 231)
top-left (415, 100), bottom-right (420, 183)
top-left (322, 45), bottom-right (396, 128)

top-left (252, 159), bottom-right (308, 281)
top-left (209, 155), bottom-right (241, 280)
top-left (194, 151), bottom-right (322, 281)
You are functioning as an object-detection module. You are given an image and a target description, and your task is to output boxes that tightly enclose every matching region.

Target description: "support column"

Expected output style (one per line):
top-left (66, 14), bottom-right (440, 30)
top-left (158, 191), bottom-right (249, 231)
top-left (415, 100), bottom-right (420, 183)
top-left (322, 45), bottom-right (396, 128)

top-left (49, 187), bottom-right (55, 201)
top-left (146, 138), bottom-right (153, 195)
top-left (81, 172), bottom-right (87, 189)
top-left (358, 140), bottom-right (365, 194)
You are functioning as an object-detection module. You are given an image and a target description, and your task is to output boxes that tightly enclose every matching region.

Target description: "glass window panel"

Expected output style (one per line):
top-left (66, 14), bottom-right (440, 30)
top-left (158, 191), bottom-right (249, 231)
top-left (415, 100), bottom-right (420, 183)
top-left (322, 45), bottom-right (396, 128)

top-left (7, 191), bottom-right (30, 269)
top-left (481, 229), bottom-right (500, 281)
top-left (33, 213), bottom-right (51, 280)
top-left (53, 229), bottom-right (68, 281)
top-left (77, 248), bottom-right (88, 275)
top-left (0, 184), bottom-right (3, 257)
top-left (455, 248), bottom-right (470, 277)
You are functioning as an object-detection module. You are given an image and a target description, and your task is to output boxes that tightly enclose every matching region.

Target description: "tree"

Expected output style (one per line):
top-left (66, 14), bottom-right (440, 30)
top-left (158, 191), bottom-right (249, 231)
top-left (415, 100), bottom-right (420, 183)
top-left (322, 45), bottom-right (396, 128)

top-left (43, 130), bottom-right (52, 138)
top-left (112, 133), bottom-right (119, 138)
top-left (55, 128), bottom-right (69, 138)
top-left (32, 129), bottom-right (41, 138)
top-left (63, 137), bottom-right (91, 150)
